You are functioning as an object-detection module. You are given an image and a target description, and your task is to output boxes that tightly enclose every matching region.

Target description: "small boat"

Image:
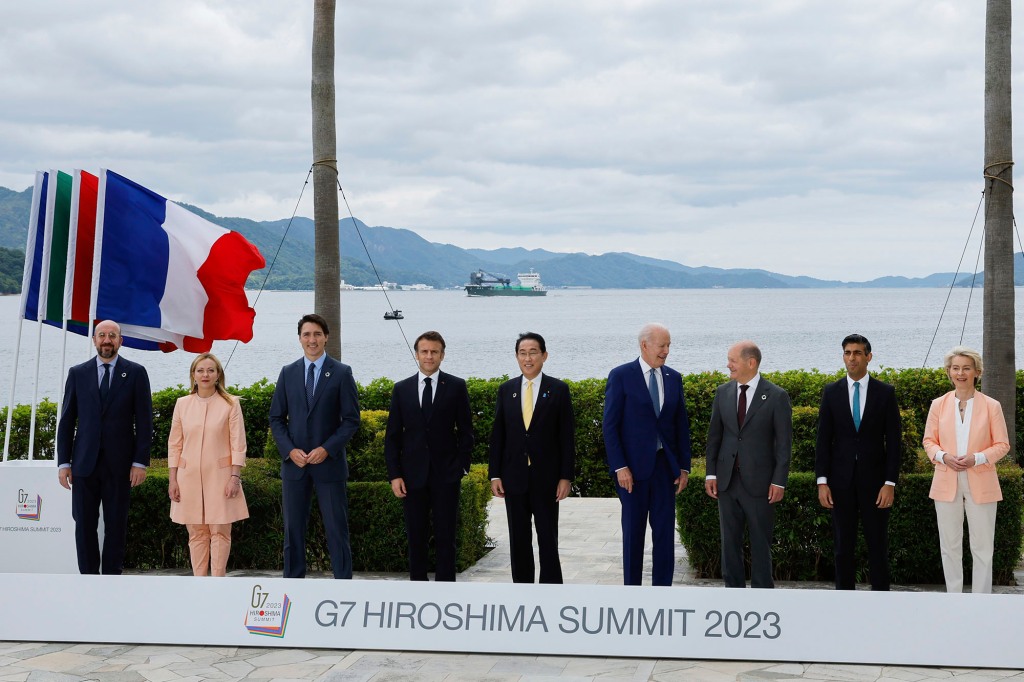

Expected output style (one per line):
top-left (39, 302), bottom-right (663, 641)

top-left (384, 310), bottom-right (404, 320)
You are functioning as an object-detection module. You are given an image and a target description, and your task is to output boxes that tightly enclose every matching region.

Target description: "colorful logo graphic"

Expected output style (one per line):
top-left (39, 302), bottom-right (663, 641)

top-left (245, 585), bottom-right (291, 638)
top-left (16, 489), bottom-right (41, 521)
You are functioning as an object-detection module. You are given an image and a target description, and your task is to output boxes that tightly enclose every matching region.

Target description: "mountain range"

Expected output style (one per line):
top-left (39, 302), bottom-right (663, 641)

top-left (0, 184), bottom-right (1019, 292)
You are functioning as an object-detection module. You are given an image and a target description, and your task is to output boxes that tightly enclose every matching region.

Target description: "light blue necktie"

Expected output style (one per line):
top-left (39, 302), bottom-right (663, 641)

top-left (852, 381), bottom-right (861, 431)
top-left (649, 369), bottom-right (661, 418)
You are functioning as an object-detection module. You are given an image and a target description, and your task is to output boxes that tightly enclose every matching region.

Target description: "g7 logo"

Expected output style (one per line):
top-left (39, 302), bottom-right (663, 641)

top-left (251, 585), bottom-right (269, 609)
top-left (18, 489), bottom-right (27, 504)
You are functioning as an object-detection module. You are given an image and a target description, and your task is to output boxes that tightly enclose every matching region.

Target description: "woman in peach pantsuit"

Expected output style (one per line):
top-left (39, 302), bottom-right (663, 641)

top-left (168, 353), bottom-right (249, 576)
top-left (922, 346), bottom-right (1010, 593)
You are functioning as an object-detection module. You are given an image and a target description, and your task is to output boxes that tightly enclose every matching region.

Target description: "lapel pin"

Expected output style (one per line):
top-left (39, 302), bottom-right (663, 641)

top-left (512, 392), bottom-right (518, 398)
top-left (325, 372), bottom-right (331, 378)
top-left (761, 394), bottom-right (766, 400)
top-left (121, 372), bottom-right (127, 378)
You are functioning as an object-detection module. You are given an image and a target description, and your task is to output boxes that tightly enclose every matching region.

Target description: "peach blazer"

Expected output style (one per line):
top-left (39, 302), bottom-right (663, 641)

top-left (922, 391), bottom-right (1009, 504)
top-left (168, 393), bottom-right (249, 525)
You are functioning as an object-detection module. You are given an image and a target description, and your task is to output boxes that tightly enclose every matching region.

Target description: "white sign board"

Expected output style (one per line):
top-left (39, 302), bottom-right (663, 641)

top-left (0, 461), bottom-right (77, 573)
top-left (1, 574), bottom-right (1022, 668)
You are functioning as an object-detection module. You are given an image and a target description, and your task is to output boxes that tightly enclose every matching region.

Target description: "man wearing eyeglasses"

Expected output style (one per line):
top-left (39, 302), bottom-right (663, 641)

top-left (56, 320), bottom-right (153, 575)
top-left (489, 332), bottom-right (576, 583)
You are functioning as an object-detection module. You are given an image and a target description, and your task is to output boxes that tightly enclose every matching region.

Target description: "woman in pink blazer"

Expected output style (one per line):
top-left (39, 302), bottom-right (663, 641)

top-left (167, 353), bottom-right (249, 576)
top-left (922, 346), bottom-right (1010, 593)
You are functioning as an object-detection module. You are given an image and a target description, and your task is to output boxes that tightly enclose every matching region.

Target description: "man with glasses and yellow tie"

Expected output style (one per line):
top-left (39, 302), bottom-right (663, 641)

top-left (489, 332), bottom-right (576, 583)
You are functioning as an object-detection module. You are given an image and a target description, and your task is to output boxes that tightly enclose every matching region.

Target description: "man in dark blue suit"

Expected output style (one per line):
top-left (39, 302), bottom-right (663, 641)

top-left (270, 313), bottom-right (361, 579)
top-left (815, 334), bottom-right (902, 590)
top-left (489, 332), bottom-right (576, 584)
top-left (603, 323), bottom-right (692, 586)
top-left (57, 320), bottom-right (153, 575)
top-left (385, 331), bottom-right (474, 581)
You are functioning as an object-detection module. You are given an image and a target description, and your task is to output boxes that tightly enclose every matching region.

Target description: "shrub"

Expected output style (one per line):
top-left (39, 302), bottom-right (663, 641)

top-left (677, 469), bottom-right (1024, 585)
top-left (125, 459), bottom-right (491, 573)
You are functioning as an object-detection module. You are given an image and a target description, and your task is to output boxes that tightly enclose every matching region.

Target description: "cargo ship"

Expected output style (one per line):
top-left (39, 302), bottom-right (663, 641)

top-left (465, 269), bottom-right (547, 297)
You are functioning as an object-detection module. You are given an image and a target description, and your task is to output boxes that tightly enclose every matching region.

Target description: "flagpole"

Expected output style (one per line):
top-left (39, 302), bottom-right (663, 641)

top-left (27, 169), bottom-right (60, 461)
top-left (56, 170), bottom-right (84, 424)
top-left (3, 172), bottom-right (46, 462)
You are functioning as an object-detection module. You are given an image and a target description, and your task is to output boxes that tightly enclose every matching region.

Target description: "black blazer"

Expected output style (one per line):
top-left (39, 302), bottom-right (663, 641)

top-left (814, 376), bottom-right (902, 489)
top-left (56, 356), bottom-right (153, 477)
top-left (488, 374), bottom-right (575, 496)
top-left (270, 355), bottom-right (361, 483)
top-left (384, 371), bottom-right (474, 489)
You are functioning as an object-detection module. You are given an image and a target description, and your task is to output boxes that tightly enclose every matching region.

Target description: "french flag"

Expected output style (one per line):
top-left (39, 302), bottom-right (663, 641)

top-left (94, 170), bottom-right (266, 352)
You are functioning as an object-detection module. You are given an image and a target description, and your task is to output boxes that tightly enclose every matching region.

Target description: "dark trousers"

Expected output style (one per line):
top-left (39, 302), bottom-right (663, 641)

top-left (282, 475), bottom-right (352, 579)
top-left (71, 465), bottom-right (131, 575)
top-left (504, 476), bottom-right (562, 584)
top-left (615, 451), bottom-right (675, 586)
top-left (403, 479), bottom-right (461, 581)
top-left (718, 475), bottom-right (776, 588)
top-left (831, 476), bottom-right (891, 591)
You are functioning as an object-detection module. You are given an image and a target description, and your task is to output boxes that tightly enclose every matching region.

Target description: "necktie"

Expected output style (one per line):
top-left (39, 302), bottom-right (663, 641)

top-left (523, 380), bottom-right (534, 430)
top-left (99, 363), bottom-right (111, 401)
top-left (306, 363), bottom-right (316, 407)
top-left (422, 377), bottom-right (433, 420)
top-left (738, 384), bottom-right (748, 427)
top-left (648, 369), bottom-right (661, 417)
top-left (852, 381), bottom-right (862, 431)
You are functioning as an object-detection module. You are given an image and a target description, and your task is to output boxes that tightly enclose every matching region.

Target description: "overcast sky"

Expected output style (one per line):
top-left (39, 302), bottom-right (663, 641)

top-left (0, 1), bottom-right (1019, 280)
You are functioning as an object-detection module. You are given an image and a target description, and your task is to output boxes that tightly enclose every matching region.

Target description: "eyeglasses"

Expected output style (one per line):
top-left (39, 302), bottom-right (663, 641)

top-left (517, 350), bottom-right (543, 358)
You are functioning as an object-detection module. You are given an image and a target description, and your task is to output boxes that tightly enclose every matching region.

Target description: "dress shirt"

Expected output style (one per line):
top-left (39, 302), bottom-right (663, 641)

top-left (96, 356), bottom-right (119, 386)
top-left (738, 374), bottom-right (760, 410)
top-left (936, 396), bottom-right (987, 466)
top-left (418, 371), bottom-right (438, 406)
top-left (847, 374), bottom-right (867, 417)
top-left (521, 372), bottom-right (542, 411)
top-left (303, 353), bottom-right (327, 394)
top-left (637, 357), bottom-right (663, 411)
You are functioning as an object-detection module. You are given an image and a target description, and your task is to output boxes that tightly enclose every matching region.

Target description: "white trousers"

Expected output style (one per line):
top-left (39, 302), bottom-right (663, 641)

top-left (934, 470), bottom-right (997, 593)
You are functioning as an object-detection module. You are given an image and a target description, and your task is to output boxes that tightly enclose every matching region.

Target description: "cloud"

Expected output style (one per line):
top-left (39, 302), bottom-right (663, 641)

top-left (0, 0), bottom-right (1017, 280)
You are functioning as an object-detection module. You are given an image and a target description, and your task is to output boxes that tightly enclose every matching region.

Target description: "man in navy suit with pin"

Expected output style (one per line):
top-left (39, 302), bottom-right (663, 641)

top-left (489, 332), bottom-right (576, 583)
top-left (385, 331), bottom-right (474, 581)
top-left (815, 333), bottom-right (901, 590)
top-left (271, 313), bottom-right (361, 579)
top-left (57, 320), bottom-right (153, 575)
top-left (603, 323), bottom-right (692, 586)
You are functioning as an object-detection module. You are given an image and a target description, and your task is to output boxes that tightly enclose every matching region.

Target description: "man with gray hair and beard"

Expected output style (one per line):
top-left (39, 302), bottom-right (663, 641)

top-left (603, 323), bottom-right (692, 586)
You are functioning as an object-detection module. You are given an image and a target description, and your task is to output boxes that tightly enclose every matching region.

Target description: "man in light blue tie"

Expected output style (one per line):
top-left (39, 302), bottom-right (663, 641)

top-left (815, 334), bottom-right (902, 590)
top-left (603, 323), bottom-right (692, 586)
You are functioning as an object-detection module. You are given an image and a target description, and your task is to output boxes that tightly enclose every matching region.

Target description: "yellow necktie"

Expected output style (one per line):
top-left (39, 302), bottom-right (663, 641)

top-left (523, 380), bottom-right (534, 430)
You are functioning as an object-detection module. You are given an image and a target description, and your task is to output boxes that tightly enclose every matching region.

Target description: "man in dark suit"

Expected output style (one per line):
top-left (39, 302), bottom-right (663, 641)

top-left (57, 320), bottom-right (153, 575)
top-left (385, 330), bottom-right (474, 581)
top-left (603, 323), bottom-right (692, 587)
top-left (489, 332), bottom-right (576, 584)
top-left (705, 340), bottom-right (792, 588)
top-left (815, 333), bottom-right (902, 590)
top-left (270, 313), bottom-right (361, 579)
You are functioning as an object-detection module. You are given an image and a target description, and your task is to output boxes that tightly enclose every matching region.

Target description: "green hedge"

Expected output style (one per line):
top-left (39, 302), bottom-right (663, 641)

top-left (6, 368), bottom-right (1022, 484)
top-left (124, 459), bottom-right (492, 573)
top-left (677, 468), bottom-right (1024, 585)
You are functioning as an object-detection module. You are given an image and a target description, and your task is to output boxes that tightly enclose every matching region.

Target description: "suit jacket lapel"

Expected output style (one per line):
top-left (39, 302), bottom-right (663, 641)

top-left (527, 375), bottom-right (553, 430)
top-left (742, 379), bottom-right (769, 427)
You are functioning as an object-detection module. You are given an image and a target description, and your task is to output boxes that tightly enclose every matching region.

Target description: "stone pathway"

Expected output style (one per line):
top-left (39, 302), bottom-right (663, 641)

top-left (1, 497), bottom-right (1021, 681)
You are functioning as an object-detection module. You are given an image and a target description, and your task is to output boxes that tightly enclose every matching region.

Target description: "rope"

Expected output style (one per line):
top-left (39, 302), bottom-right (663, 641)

top-left (222, 169), bottom-right (314, 372)
top-left (335, 178), bottom-right (416, 364)
top-left (983, 160), bottom-right (1014, 190)
top-left (922, 191), bottom-right (984, 367)
top-left (312, 158), bottom-right (339, 173)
